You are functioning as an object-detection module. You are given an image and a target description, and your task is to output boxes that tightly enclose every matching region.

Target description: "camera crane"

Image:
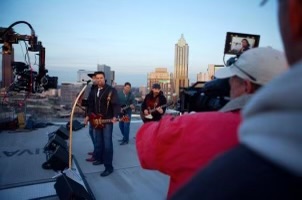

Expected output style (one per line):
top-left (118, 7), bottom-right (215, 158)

top-left (0, 20), bottom-right (57, 93)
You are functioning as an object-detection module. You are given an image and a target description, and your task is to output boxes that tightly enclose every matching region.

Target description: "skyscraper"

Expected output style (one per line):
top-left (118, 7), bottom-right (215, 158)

top-left (174, 34), bottom-right (189, 96)
top-left (77, 69), bottom-right (95, 82)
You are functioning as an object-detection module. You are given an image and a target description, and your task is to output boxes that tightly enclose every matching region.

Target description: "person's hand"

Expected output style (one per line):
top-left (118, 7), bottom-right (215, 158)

top-left (156, 107), bottom-right (163, 114)
top-left (183, 111), bottom-right (196, 115)
top-left (144, 109), bottom-right (149, 115)
top-left (130, 104), bottom-right (135, 110)
top-left (111, 117), bottom-right (117, 123)
top-left (84, 116), bottom-right (89, 126)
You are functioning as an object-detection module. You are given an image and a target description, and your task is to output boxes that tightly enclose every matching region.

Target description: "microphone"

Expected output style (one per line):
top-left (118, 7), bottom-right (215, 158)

top-left (82, 79), bottom-right (91, 84)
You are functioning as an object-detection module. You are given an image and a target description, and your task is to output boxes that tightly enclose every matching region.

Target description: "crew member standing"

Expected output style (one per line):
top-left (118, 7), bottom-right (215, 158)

top-left (84, 71), bottom-right (120, 177)
top-left (141, 83), bottom-right (167, 123)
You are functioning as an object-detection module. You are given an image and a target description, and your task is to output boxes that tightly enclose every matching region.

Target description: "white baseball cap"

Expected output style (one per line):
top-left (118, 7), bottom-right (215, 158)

top-left (215, 47), bottom-right (288, 85)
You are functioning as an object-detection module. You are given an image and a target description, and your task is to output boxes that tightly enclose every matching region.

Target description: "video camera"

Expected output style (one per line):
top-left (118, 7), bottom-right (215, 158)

top-left (9, 62), bottom-right (58, 93)
top-left (178, 79), bottom-right (230, 113)
top-left (178, 32), bottom-right (260, 113)
top-left (1, 21), bottom-right (58, 93)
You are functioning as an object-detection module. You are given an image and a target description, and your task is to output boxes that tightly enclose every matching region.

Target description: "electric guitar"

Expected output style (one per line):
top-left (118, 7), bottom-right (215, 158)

top-left (121, 104), bottom-right (132, 112)
top-left (89, 113), bottom-right (130, 129)
top-left (144, 102), bottom-right (173, 119)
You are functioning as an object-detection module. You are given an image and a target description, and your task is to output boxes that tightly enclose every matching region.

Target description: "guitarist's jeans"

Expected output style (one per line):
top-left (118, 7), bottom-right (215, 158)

top-left (94, 124), bottom-right (114, 170)
top-left (119, 110), bottom-right (131, 142)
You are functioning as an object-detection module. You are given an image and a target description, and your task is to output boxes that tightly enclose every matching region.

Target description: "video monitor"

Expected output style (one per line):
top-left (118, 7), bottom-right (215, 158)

top-left (224, 32), bottom-right (260, 55)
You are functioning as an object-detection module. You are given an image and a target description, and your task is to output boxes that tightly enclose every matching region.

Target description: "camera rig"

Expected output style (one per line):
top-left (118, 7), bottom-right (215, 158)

top-left (0, 21), bottom-right (57, 93)
top-left (178, 79), bottom-right (230, 113)
top-left (177, 31), bottom-right (261, 113)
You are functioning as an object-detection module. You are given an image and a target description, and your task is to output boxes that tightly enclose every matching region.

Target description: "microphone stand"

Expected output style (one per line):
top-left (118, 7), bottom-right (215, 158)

top-left (68, 80), bottom-right (91, 169)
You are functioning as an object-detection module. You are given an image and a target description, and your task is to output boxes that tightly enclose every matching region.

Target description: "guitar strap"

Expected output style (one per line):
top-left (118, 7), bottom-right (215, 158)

top-left (125, 92), bottom-right (132, 110)
top-left (106, 89), bottom-right (112, 115)
top-left (126, 92), bottom-right (131, 105)
top-left (154, 95), bottom-right (159, 108)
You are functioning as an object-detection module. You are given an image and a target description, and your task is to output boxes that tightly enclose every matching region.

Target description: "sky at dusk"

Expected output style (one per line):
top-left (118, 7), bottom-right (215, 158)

top-left (1, 0), bottom-right (282, 87)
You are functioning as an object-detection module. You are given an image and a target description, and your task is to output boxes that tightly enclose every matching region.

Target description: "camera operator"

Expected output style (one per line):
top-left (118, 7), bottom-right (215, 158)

top-left (135, 47), bottom-right (287, 199)
top-left (172, 1), bottom-right (302, 199)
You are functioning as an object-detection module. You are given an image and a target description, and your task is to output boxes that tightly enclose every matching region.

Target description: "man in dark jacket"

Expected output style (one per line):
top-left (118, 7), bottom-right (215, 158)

top-left (84, 71), bottom-right (120, 177)
top-left (141, 83), bottom-right (167, 123)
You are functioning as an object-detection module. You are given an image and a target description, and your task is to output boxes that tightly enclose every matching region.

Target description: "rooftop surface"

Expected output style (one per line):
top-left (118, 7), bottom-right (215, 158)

top-left (0, 119), bottom-right (169, 200)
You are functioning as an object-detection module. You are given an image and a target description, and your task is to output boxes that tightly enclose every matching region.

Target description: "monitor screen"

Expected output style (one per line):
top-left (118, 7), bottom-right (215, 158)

top-left (224, 32), bottom-right (260, 55)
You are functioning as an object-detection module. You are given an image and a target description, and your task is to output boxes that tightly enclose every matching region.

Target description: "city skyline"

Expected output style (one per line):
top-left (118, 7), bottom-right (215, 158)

top-left (1, 0), bottom-right (281, 87)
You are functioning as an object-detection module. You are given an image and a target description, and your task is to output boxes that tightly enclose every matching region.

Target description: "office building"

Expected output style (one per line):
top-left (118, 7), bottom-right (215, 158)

top-left (197, 64), bottom-right (224, 82)
top-left (147, 68), bottom-right (173, 101)
top-left (174, 34), bottom-right (189, 96)
top-left (77, 69), bottom-right (95, 82)
top-left (60, 82), bottom-right (84, 108)
top-left (97, 64), bottom-right (115, 86)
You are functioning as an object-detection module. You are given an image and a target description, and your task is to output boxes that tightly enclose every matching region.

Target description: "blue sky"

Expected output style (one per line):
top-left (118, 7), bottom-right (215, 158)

top-left (1, 0), bottom-right (281, 87)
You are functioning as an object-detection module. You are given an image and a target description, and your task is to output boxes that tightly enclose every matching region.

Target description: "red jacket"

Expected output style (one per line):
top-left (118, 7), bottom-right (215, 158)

top-left (136, 111), bottom-right (241, 198)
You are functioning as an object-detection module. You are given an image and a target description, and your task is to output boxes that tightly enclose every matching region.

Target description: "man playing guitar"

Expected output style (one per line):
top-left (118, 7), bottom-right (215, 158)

top-left (117, 82), bottom-right (135, 145)
top-left (84, 71), bottom-right (120, 177)
top-left (141, 83), bottom-right (167, 123)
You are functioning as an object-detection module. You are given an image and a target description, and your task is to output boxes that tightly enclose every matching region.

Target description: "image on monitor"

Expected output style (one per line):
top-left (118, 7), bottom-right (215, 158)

top-left (224, 32), bottom-right (260, 55)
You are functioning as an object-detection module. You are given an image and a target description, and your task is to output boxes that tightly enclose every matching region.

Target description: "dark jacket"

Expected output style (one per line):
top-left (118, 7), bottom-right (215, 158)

top-left (87, 84), bottom-right (120, 119)
top-left (81, 84), bottom-right (97, 108)
top-left (141, 91), bottom-right (167, 122)
top-left (117, 90), bottom-right (135, 113)
top-left (171, 144), bottom-right (302, 200)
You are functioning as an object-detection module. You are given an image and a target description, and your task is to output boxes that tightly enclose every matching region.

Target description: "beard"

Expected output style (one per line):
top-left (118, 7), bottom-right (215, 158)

top-left (98, 81), bottom-right (105, 87)
top-left (153, 92), bottom-right (159, 97)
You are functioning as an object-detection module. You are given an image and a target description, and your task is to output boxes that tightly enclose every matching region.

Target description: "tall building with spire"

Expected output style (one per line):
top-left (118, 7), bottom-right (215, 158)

top-left (174, 34), bottom-right (189, 96)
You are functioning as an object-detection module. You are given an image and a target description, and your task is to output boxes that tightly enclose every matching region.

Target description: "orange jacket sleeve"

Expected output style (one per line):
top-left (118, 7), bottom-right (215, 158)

top-left (136, 111), bottom-right (241, 197)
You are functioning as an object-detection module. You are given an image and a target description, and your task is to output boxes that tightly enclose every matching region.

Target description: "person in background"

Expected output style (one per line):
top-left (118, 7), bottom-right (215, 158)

top-left (136, 47), bottom-right (288, 199)
top-left (84, 71), bottom-right (120, 177)
top-left (171, 0), bottom-right (302, 199)
top-left (141, 83), bottom-right (167, 123)
top-left (85, 73), bottom-right (98, 162)
top-left (230, 38), bottom-right (250, 55)
top-left (239, 38), bottom-right (250, 53)
top-left (117, 82), bottom-right (135, 145)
